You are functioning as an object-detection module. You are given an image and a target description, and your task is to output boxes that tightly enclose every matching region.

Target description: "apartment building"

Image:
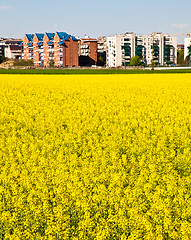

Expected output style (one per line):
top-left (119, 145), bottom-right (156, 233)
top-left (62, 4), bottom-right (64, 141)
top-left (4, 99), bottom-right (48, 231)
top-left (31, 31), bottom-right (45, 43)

top-left (184, 37), bottom-right (191, 63)
top-left (43, 33), bottom-right (55, 67)
top-left (79, 37), bottom-right (97, 66)
top-left (97, 36), bottom-right (107, 65)
top-left (22, 32), bottom-right (79, 67)
top-left (106, 32), bottom-right (177, 67)
top-left (163, 34), bottom-right (177, 65)
top-left (54, 32), bottom-right (79, 67)
top-left (4, 45), bottom-right (22, 59)
top-left (106, 33), bottom-right (135, 67)
top-left (23, 34), bottom-right (34, 61)
top-left (33, 33), bottom-right (44, 66)
top-left (0, 38), bottom-right (22, 59)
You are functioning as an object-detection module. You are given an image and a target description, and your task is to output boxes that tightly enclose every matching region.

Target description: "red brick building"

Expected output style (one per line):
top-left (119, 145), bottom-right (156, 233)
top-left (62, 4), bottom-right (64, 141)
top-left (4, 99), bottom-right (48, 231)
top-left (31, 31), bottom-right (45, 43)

top-left (22, 32), bottom-right (79, 67)
top-left (43, 33), bottom-right (55, 67)
top-left (33, 33), bottom-right (44, 67)
top-left (54, 32), bottom-right (79, 67)
top-left (23, 34), bottom-right (34, 61)
top-left (79, 37), bottom-right (97, 66)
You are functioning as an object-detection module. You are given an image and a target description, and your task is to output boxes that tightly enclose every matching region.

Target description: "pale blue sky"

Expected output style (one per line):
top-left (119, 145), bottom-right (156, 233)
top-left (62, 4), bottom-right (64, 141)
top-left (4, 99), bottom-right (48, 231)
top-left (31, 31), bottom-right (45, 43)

top-left (0, 0), bottom-right (190, 43)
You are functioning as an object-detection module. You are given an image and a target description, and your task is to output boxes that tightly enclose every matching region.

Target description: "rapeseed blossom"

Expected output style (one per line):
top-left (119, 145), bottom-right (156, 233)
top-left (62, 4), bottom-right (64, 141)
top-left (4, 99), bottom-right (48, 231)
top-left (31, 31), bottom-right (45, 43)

top-left (0, 74), bottom-right (191, 239)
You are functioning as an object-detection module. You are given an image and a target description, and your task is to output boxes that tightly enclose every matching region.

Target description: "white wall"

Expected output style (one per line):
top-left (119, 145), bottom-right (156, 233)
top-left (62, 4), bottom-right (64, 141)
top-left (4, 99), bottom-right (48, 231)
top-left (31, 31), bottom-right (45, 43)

top-left (184, 38), bottom-right (191, 59)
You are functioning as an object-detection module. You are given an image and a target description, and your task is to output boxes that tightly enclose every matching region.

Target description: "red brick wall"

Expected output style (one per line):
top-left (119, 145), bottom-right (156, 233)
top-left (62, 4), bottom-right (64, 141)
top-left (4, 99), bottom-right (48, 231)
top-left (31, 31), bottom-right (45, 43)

top-left (23, 33), bottom-right (79, 68)
top-left (79, 39), bottom-right (98, 65)
top-left (88, 41), bottom-right (97, 65)
top-left (33, 35), bottom-right (39, 67)
top-left (64, 38), bottom-right (79, 67)
top-left (23, 35), bottom-right (29, 61)
top-left (54, 33), bottom-right (79, 67)
top-left (43, 34), bottom-right (49, 67)
top-left (54, 34), bottom-right (61, 67)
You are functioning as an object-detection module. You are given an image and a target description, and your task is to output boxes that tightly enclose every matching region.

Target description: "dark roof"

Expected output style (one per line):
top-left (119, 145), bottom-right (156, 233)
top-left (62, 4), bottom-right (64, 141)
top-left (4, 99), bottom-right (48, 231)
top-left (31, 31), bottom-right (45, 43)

top-left (10, 45), bottom-right (22, 51)
top-left (46, 33), bottom-right (55, 40)
top-left (57, 32), bottom-right (68, 39)
top-left (57, 32), bottom-right (78, 41)
top-left (26, 34), bottom-right (34, 41)
top-left (35, 33), bottom-right (44, 41)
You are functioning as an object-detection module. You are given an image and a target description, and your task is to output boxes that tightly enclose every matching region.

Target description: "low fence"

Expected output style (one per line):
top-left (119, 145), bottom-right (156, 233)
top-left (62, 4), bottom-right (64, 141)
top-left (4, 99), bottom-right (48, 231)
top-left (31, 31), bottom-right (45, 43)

top-left (145, 66), bottom-right (191, 70)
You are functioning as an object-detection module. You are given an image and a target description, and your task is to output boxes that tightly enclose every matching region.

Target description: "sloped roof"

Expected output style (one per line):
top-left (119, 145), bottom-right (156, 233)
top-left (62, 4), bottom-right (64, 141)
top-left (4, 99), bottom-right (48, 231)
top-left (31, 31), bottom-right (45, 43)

top-left (56, 32), bottom-right (78, 41)
top-left (46, 33), bottom-right (55, 40)
top-left (57, 32), bottom-right (68, 39)
top-left (26, 34), bottom-right (34, 41)
top-left (35, 33), bottom-right (44, 41)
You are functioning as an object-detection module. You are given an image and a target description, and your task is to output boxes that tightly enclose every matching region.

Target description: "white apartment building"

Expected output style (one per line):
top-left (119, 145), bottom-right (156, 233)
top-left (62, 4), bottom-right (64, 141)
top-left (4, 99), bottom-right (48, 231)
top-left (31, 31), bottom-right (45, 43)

top-left (4, 45), bottom-right (22, 59)
top-left (163, 34), bottom-right (177, 65)
top-left (106, 32), bottom-right (177, 67)
top-left (184, 37), bottom-right (191, 63)
top-left (106, 33), bottom-right (135, 67)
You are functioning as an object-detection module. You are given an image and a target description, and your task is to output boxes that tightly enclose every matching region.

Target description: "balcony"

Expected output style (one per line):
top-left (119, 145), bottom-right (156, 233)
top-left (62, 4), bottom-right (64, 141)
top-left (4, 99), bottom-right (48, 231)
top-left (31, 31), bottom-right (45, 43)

top-left (80, 44), bottom-right (89, 49)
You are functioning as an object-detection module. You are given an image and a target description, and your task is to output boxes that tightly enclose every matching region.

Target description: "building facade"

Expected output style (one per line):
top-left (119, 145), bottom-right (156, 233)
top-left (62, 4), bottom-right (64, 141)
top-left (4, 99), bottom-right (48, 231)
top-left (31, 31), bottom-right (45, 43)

top-left (184, 37), bottom-right (191, 64)
top-left (79, 37), bottom-right (97, 66)
top-left (97, 36), bottom-right (107, 65)
top-left (23, 34), bottom-right (34, 61)
top-left (0, 38), bottom-right (22, 59)
top-left (43, 33), bottom-right (55, 67)
top-left (4, 45), bottom-right (22, 59)
top-left (106, 32), bottom-right (177, 67)
top-left (22, 32), bottom-right (79, 67)
top-left (54, 32), bottom-right (79, 67)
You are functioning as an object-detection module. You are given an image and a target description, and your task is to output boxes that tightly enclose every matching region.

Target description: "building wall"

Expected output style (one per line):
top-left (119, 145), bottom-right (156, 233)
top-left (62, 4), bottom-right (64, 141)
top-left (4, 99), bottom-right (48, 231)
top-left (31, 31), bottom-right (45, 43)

top-left (4, 46), bottom-right (22, 59)
top-left (184, 38), bottom-right (191, 60)
top-left (64, 40), bottom-right (79, 67)
top-left (33, 35), bottom-right (39, 67)
top-left (106, 33), bottom-right (177, 67)
top-left (106, 36), bottom-right (117, 67)
top-left (54, 33), bottom-right (61, 67)
top-left (23, 35), bottom-right (30, 60)
top-left (43, 34), bottom-right (51, 67)
top-left (89, 41), bottom-right (97, 65)
top-left (54, 33), bottom-right (79, 67)
top-left (107, 33), bottom-right (135, 67)
top-left (22, 32), bottom-right (79, 68)
top-left (79, 39), bottom-right (97, 66)
top-left (4, 47), bottom-right (12, 59)
top-left (164, 34), bottom-right (177, 64)
top-left (97, 37), bottom-right (107, 66)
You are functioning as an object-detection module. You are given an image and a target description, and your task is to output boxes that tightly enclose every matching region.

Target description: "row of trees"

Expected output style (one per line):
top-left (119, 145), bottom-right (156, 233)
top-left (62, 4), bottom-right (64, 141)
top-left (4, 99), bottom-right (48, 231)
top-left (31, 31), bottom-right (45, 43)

top-left (129, 52), bottom-right (191, 67)
top-left (1, 52), bottom-right (190, 67)
top-left (177, 49), bottom-right (190, 65)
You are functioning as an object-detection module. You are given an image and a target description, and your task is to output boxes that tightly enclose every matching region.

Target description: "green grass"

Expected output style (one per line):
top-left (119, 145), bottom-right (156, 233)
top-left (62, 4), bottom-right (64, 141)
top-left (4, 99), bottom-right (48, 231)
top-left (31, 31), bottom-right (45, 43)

top-left (0, 68), bottom-right (191, 74)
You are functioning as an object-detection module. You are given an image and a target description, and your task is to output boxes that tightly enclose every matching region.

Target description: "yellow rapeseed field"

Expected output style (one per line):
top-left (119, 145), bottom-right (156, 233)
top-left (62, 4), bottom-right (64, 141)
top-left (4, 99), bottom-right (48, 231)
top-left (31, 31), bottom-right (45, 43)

top-left (0, 74), bottom-right (191, 239)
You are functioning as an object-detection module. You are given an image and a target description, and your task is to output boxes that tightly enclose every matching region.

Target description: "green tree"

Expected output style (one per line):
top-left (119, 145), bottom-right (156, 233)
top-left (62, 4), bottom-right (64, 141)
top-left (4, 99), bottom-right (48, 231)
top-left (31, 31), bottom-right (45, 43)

top-left (13, 59), bottom-right (34, 67)
top-left (97, 56), bottom-right (104, 66)
top-left (130, 56), bottom-right (141, 66)
top-left (49, 60), bottom-right (54, 67)
top-left (0, 56), bottom-right (5, 64)
top-left (177, 49), bottom-right (185, 65)
top-left (185, 55), bottom-right (191, 66)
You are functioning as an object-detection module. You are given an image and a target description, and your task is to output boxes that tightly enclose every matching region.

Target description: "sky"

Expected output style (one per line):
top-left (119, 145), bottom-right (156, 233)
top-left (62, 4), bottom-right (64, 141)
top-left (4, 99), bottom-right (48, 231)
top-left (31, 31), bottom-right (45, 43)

top-left (0, 0), bottom-right (191, 43)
